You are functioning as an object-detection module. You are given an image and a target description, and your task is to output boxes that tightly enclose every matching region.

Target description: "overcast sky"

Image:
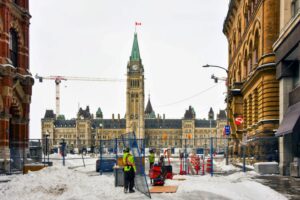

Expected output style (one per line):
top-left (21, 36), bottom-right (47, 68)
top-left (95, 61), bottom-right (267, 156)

top-left (29, 0), bottom-right (230, 138)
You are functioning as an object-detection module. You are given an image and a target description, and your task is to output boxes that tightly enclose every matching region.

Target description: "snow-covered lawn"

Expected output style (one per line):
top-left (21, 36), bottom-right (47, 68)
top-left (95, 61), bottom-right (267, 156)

top-left (0, 154), bottom-right (287, 200)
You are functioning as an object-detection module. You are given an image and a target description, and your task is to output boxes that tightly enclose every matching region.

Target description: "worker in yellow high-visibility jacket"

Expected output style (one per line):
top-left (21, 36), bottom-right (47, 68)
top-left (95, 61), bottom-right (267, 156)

top-left (149, 149), bottom-right (155, 169)
top-left (123, 147), bottom-right (136, 193)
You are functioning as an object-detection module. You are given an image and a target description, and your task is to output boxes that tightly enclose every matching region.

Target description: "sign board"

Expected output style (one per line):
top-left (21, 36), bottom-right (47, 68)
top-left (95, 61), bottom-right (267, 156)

top-left (235, 116), bottom-right (244, 126)
top-left (224, 125), bottom-right (231, 136)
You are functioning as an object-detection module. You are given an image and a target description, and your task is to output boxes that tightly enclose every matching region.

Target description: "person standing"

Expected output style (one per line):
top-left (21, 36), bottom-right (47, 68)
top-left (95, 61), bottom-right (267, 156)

top-left (123, 147), bottom-right (136, 193)
top-left (149, 149), bottom-right (155, 169)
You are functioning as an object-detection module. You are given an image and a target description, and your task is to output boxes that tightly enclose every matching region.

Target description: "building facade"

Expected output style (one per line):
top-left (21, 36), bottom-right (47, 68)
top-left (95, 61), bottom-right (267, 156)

top-left (41, 33), bottom-right (227, 151)
top-left (223, 0), bottom-right (280, 158)
top-left (0, 0), bottom-right (33, 170)
top-left (274, 0), bottom-right (300, 176)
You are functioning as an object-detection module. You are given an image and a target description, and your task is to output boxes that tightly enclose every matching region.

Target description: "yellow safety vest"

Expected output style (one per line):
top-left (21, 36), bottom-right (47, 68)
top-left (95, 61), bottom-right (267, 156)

top-left (123, 153), bottom-right (136, 172)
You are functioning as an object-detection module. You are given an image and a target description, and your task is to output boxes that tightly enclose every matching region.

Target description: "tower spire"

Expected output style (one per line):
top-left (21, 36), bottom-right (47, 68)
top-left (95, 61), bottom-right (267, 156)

top-left (130, 33), bottom-right (141, 61)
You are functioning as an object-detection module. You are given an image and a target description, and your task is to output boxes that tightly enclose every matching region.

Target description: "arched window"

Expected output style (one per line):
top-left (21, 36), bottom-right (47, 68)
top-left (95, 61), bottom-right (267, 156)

top-left (243, 99), bottom-right (248, 129)
top-left (253, 31), bottom-right (259, 66)
top-left (248, 42), bottom-right (253, 73)
top-left (243, 50), bottom-right (248, 79)
top-left (238, 18), bottom-right (242, 40)
top-left (244, 4), bottom-right (249, 27)
top-left (9, 29), bottom-right (18, 67)
top-left (237, 62), bottom-right (242, 82)
top-left (232, 65), bottom-right (236, 83)
top-left (248, 95), bottom-right (252, 126)
top-left (233, 31), bottom-right (236, 52)
top-left (250, 0), bottom-right (254, 14)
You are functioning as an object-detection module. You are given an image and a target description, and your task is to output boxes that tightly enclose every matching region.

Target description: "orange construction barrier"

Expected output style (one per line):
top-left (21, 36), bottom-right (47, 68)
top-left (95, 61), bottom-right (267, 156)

top-left (190, 155), bottom-right (200, 174)
top-left (206, 158), bottom-right (212, 173)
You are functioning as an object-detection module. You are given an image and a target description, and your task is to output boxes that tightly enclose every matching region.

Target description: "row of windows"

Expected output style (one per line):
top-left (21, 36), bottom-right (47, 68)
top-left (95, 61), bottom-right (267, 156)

top-left (243, 89), bottom-right (259, 128)
top-left (230, 28), bottom-right (260, 85)
top-left (229, 0), bottom-right (260, 59)
top-left (148, 141), bottom-right (225, 148)
top-left (130, 80), bottom-right (140, 88)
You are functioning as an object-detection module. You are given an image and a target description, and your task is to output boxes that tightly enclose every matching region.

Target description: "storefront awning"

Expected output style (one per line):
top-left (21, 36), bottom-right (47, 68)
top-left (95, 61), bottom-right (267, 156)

top-left (276, 102), bottom-right (300, 137)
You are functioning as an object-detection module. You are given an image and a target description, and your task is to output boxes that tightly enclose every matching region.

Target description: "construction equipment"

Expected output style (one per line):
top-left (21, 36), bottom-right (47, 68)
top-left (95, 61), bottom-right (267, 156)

top-left (35, 74), bottom-right (124, 117)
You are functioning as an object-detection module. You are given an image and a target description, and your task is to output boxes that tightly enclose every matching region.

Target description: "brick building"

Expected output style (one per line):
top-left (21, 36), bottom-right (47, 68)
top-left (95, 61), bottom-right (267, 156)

top-left (0, 0), bottom-right (33, 171)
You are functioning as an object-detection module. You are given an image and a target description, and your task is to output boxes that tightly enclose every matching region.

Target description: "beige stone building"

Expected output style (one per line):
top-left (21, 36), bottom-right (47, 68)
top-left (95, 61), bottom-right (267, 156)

top-left (41, 33), bottom-right (227, 151)
top-left (223, 0), bottom-right (280, 157)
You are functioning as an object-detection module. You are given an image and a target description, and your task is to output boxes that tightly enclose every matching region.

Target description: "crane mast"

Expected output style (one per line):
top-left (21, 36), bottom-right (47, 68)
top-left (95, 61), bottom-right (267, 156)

top-left (35, 74), bottom-right (124, 117)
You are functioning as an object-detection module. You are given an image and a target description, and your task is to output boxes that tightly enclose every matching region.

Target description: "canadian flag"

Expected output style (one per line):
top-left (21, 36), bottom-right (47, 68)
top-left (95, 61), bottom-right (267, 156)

top-left (135, 22), bottom-right (142, 26)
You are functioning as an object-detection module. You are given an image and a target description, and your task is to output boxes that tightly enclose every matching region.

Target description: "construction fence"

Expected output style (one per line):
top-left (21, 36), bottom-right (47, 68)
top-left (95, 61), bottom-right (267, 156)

top-left (0, 136), bottom-right (279, 175)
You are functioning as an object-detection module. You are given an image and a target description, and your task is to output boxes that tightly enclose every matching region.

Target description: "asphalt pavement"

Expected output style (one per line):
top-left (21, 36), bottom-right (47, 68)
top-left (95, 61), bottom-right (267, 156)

top-left (252, 175), bottom-right (300, 200)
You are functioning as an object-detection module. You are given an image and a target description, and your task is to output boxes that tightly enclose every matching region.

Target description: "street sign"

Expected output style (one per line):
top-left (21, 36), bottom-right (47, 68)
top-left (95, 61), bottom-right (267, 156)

top-left (224, 125), bottom-right (230, 136)
top-left (235, 116), bottom-right (244, 126)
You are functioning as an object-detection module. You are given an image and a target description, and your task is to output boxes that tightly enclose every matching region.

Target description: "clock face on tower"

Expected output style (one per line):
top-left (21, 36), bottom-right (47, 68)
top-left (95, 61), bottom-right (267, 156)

top-left (132, 65), bottom-right (138, 71)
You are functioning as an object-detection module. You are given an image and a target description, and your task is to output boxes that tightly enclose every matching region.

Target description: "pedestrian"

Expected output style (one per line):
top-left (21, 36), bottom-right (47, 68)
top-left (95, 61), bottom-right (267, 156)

top-left (159, 155), bottom-right (165, 167)
top-left (149, 149), bottom-right (155, 169)
top-left (123, 147), bottom-right (136, 193)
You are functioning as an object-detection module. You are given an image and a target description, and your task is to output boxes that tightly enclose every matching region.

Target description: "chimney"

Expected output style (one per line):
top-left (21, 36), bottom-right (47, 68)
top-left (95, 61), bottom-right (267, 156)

top-left (118, 114), bottom-right (120, 120)
top-left (163, 114), bottom-right (165, 120)
top-left (112, 114), bottom-right (114, 120)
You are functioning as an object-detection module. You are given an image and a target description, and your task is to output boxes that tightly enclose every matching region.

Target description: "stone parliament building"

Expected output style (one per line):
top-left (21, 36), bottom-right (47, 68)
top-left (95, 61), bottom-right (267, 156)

top-left (41, 33), bottom-right (227, 150)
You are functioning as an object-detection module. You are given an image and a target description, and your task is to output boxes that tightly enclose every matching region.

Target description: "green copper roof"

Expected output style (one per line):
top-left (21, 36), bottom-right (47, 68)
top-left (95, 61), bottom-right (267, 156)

top-left (130, 33), bottom-right (141, 61)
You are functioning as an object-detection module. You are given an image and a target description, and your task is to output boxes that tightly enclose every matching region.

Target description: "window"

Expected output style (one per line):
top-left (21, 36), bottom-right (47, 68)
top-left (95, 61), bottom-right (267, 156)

top-left (253, 32), bottom-right (259, 66)
top-left (238, 18), bottom-right (242, 40)
top-left (243, 100), bottom-right (248, 129)
top-left (251, 1), bottom-right (254, 14)
top-left (233, 32), bottom-right (236, 52)
top-left (291, 0), bottom-right (300, 17)
top-left (248, 43), bottom-right (253, 73)
top-left (9, 29), bottom-right (18, 67)
top-left (244, 52), bottom-right (248, 78)
top-left (293, 61), bottom-right (300, 88)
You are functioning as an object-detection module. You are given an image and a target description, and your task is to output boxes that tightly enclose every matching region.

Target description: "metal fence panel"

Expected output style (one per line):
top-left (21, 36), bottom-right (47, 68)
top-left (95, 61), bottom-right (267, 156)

top-left (122, 132), bottom-right (150, 199)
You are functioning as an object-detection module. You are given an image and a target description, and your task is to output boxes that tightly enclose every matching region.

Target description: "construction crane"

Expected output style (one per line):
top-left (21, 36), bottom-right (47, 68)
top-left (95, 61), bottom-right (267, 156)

top-left (35, 74), bottom-right (124, 117)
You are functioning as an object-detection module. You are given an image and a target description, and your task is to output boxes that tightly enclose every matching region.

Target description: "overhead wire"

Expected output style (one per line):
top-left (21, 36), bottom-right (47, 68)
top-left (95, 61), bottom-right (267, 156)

top-left (157, 84), bottom-right (221, 108)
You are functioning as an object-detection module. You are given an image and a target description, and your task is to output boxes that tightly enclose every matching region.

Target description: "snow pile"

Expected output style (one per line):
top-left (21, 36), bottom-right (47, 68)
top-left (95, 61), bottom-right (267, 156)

top-left (0, 154), bottom-right (288, 200)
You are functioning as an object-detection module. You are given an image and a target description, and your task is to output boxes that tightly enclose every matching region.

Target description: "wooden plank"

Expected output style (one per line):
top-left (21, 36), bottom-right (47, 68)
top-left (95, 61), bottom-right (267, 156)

top-left (149, 186), bottom-right (178, 193)
top-left (23, 164), bottom-right (46, 174)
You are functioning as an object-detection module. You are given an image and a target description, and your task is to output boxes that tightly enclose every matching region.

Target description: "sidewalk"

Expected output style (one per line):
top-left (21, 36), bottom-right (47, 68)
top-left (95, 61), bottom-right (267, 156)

top-left (252, 175), bottom-right (300, 200)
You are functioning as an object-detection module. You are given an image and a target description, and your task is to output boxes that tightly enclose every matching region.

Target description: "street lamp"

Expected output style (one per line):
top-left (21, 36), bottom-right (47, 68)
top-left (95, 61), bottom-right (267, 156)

top-left (202, 64), bottom-right (228, 73)
top-left (202, 64), bottom-right (229, 165)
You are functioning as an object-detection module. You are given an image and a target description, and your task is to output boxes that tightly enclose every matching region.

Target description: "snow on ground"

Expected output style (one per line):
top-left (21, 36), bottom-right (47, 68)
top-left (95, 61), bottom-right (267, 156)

top-left (0, 154), bottom-right (287, 200)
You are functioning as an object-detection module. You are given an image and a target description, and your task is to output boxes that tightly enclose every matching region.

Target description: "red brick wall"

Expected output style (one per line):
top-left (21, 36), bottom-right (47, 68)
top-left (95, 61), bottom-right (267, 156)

top-left (0, 0), bottom-right (32, 149)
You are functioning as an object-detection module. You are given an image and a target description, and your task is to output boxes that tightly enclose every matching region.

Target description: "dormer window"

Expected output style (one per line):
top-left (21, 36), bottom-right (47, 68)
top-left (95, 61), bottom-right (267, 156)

top-left (9, 29), bottom-right (18, 67)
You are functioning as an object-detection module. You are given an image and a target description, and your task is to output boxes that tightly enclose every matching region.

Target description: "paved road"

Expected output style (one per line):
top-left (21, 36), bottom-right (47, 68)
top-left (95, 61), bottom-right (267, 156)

top-left (252, 175), bottom-right (300, 200)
